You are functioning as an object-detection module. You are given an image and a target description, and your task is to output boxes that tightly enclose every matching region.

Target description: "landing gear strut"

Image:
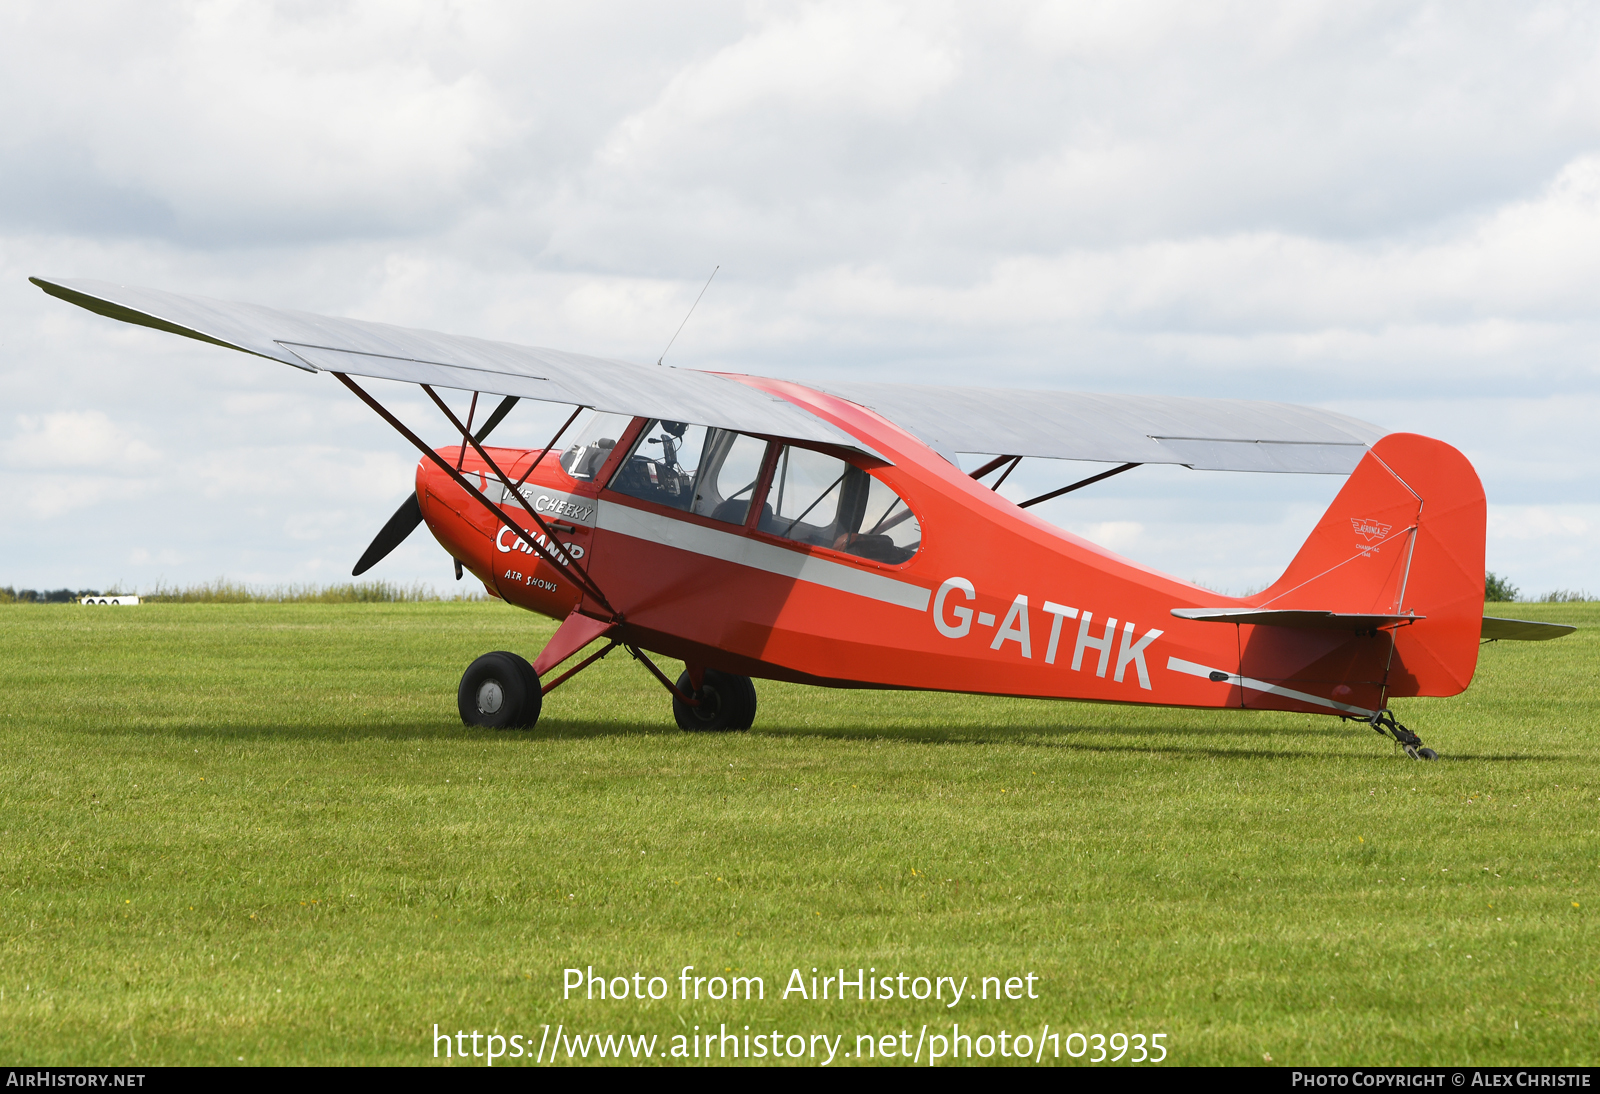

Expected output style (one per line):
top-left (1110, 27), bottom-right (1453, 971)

top-left (1368, 709), bottom-right (1436, 760)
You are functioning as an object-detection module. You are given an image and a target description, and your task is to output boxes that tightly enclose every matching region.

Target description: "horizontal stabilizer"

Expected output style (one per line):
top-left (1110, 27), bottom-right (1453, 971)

top-left (1481, 616), bottom-right (1577, 642)
top-left (1171, 607), bottom-right (1424, 631)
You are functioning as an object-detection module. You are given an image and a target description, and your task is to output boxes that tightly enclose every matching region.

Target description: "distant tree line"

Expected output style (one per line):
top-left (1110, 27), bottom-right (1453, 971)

top-left (1484, 573), bottom-right (1590, 603)
top-left (1, 580), bottom-right (484, 604)
top-left (1484, 572), bottom-right (1519, 602)
top-left (0, 587), bottom-right (106, 603)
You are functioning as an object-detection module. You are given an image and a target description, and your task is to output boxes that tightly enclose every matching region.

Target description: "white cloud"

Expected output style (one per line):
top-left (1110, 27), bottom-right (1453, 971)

top-left (0, 1), bottom-right (515, 240)
top-left (606, 1), bottom-right (958, 159)
top-left (1489, 504), bottom-right (1591, 542)
top-left (1484, 503), bottom-right (1599, 596)
top-left (4, 411), bottom-right (160, 471)
top-left (1068, 520), bottom-right (1146, 554)
top-left (782, 151), bottom-right (1600, 341)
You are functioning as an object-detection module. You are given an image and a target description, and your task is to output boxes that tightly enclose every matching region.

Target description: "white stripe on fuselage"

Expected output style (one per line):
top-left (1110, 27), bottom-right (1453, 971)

top-left (596, 501), bottom-right (932, 612)
top-left (1165, 656), bottom-right (1376, 717)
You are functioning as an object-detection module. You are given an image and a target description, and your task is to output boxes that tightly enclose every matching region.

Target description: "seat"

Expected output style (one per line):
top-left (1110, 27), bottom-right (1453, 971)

top-left (710, 498), bottom-right (750, 524)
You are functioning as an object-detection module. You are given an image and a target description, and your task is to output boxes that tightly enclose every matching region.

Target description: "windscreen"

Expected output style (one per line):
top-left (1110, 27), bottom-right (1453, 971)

top-left (557, 412), bottom-right (634, 481)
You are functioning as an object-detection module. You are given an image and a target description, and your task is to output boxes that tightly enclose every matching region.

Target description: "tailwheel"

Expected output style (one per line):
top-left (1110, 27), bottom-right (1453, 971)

top-left (1369, 709), bottom-right (1436, 760)
top-left (673, 669), bottom-right (757, 733)
top-left (458, 651), bottom-right (542, 729)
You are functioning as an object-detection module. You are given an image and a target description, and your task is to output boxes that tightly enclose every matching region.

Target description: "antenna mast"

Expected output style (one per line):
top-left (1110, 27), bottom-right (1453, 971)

top-left (656, 265), bottom-right (719, 366)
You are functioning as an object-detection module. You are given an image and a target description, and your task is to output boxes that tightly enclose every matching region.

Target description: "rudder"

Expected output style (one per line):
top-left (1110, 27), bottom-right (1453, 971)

top-left (1241, 433), bottom-right (1485, 709)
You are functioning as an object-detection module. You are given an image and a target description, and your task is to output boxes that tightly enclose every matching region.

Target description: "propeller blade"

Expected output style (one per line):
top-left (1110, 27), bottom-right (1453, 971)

top-left (352, 492), bottom-right (424, 576)
top-left (351, 395), bottom-right (520, 576)
top-left (474, 395), bottom-right (519, 443)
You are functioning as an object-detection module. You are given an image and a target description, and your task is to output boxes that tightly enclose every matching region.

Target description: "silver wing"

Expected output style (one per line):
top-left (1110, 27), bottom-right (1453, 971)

top-left (818, 380), bottom-right (1385, 473)
top-left (32, 276), bottom-right (1386, 473)
top-left (30, 277), bottom-right (877, 457)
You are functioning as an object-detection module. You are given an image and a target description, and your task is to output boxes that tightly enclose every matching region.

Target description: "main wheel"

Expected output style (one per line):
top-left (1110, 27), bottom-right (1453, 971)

top-left (458, 651), bottom-right (542, 729)
top-left (673, 669), bottom-right (757, 732)
top-left (1416, 747), bottom-right (1438, 761)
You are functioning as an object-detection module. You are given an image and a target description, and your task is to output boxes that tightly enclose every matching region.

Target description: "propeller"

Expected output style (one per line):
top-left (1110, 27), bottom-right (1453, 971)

top-left (351, 395), bottom-right (521, 576)
top-left (353, 491), bottom-right (425, 576)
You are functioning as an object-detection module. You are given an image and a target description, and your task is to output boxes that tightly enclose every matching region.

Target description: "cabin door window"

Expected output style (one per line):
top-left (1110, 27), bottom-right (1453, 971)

top-left (764, 446), bottom-right (921, 564)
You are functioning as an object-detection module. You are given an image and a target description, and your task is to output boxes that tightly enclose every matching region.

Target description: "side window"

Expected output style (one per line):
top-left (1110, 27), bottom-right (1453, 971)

top-left (855, 472), bottom-right (922, 562)
top-left (557, 412), bottom-right (633, 481)
top-left (704, 431), bottom-right (769, 524)
top-left (762, 445), bottom-right (920, 564)
top-left (608, 421), bottom-right (771, 526)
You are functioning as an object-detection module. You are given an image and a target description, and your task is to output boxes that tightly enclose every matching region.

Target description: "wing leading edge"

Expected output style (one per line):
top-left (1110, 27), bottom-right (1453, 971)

top-left (29, 277), bottom-right (881, 459)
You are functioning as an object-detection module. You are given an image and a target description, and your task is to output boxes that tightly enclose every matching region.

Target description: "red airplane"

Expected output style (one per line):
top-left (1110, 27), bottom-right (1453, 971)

top-left (31, 277), bottom-right (1573, 759)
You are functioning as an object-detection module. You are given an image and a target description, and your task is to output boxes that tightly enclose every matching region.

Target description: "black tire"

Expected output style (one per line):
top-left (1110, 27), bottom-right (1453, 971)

top-left (458, 651), bottom-right (542, 729)
top-left (673, 669), bottom-right (757, 732)
top-left (1417, 747), bottom-right (1438, 761)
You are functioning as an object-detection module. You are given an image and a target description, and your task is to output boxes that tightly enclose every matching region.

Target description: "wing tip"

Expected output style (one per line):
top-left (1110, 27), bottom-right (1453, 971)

top-left (29, 275), bottom-right (71, 298)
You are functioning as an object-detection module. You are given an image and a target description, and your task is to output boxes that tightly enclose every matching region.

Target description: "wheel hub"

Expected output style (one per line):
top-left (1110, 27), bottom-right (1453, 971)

top-left (685, 685), bottom-right (722, 724)
top-left (476, 679), bottom-right (504, 715)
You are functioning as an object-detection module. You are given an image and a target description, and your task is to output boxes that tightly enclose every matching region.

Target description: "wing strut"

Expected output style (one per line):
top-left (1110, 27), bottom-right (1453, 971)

top-left (968, 455), bottom-right (1017, 481)
top-left (333, 373), bottom-right (618, 617)
top-left (454, 391), bottom-right (479, 471)
top-left (991, 456), bottom-right (1023, 491)
top-left (513, 405), bottom-right (584, 490)
top-left (416, 383), bottom-right (617, 611)
top-left (452, 390), bottom-right (480, 578)
top-left (1018, 462), bottom-right (1140, 509)
top-left (354, 393), bottom-right (522, 577)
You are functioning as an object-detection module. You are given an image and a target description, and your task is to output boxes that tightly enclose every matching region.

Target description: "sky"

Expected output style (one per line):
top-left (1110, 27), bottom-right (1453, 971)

top-left (2, 0), bottom-right (1596, 598)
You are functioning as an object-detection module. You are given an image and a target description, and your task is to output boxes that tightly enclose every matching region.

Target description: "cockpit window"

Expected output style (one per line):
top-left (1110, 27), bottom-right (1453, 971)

top-left (608, 421), bottom-right (771, 526)
top-left (762, 445), bottom-right (920, 564)
top-left (708, 431), bottom-right (769, 523)
top-left (557, 412), bottom-right (633, 481)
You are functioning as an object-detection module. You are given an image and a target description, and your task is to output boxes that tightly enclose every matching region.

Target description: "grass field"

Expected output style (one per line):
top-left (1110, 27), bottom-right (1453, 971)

top-left (0, 600), bottom-right (1594, 1067)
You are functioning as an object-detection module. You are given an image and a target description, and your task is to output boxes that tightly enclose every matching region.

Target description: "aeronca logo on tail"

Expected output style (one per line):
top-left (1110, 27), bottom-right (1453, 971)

top-left (1350, 517), bottom-right (1391, 542)
top-left (932, 577), bottom-right (1163, 691)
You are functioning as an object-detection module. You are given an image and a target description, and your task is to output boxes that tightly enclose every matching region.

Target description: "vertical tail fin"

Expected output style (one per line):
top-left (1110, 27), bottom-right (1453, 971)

top-left (1242, 433), bottom-right (1485, 708)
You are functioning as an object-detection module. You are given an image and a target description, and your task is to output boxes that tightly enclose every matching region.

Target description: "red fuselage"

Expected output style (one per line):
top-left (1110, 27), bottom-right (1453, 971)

top-left (416, 376), bottom-right (1485, 719)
